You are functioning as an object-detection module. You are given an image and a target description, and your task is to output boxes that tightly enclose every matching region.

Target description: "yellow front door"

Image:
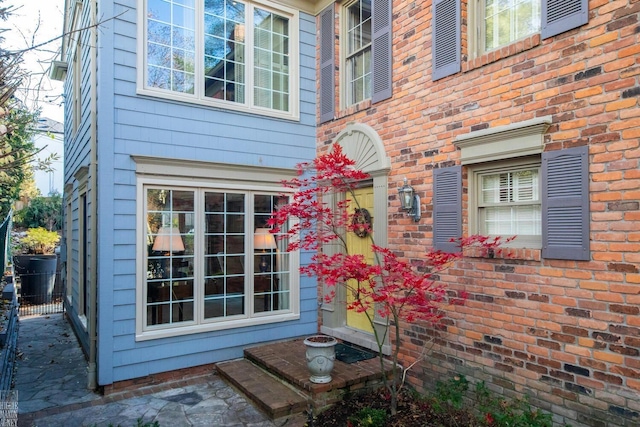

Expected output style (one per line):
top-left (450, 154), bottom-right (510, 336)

top-left (346, 186), bottom-right (375, 334)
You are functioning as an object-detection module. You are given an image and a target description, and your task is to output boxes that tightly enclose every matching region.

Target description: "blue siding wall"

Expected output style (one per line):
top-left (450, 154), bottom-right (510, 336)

top-left (92, 0), bottom-right (318, 385)
top-left (63, 0), bottom-right (95, 355)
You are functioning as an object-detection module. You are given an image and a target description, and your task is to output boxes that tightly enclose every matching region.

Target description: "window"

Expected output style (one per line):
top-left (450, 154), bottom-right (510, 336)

top-left (432, 0), bottom-right (588, 81)
top-left (139, 178), bottom-right (297, 338)
top-left (140, 0), bottom-right (298, 119)
top-left (437, 119), bottom-right (589, 260)
top-left (319, 0), bottom-right (391, 121)
top-left (344, 0), bottom-right (371, 106)
top-left (472, 160), bottom-right (541, 247)
top-left (479, 0), bottom-right (540, 53)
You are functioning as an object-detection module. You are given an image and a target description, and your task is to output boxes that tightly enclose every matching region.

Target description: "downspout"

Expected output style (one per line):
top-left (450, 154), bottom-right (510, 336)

top-left (87, 0), bottom-right (99, 390)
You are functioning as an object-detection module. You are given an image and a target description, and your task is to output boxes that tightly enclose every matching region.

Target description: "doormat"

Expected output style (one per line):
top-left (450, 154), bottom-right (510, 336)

top-left (335, 343), bottom-right (377, 364)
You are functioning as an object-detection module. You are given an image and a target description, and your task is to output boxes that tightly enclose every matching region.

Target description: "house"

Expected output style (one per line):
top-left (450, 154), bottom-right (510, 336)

top-left (52, 0), bottom-right (320, 391)
top-left (52, 0), bottom-right (640, 425)
top-left (316, 0), bottom-right (639, 426)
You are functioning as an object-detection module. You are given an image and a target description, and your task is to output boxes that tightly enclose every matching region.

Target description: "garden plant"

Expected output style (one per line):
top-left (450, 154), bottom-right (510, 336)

top-left (270, 145), bottom-right (509, 415)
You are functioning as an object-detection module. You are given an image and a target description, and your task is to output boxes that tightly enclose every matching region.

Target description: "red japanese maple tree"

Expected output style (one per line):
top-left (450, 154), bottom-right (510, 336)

top-left (269, 145), bottom-right (507, 414)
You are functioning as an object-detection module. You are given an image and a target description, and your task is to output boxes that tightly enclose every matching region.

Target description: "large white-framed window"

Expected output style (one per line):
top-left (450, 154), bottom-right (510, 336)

top-left (343, 0), bottom-right (371, 106)
top-left (138, 0), bottom-right (299, 120)
top-left (471, 0), bottom-right (540, 55)
top-left (470, 159), bottom-right (542, 248)
top-left (135, 159), bottom-right (299, 340)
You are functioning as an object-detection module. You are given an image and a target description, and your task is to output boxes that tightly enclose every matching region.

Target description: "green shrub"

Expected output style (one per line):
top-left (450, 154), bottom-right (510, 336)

top-left (431, 375), bottom-right (554, 427)
top-left (14, 193), bottom-right (62, 231)
top-left (18, 227), bottom-right (60, 254)
top-left (348, 407), bottom-right (388, 427)
top-left (474, 381), bottom-right (552, 427)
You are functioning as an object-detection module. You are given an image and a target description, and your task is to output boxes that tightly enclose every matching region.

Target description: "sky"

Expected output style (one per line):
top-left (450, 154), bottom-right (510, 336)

top-left (4, 0), bottom-right (66, 195)
top-left (4, 0), bottom-right (65, 123)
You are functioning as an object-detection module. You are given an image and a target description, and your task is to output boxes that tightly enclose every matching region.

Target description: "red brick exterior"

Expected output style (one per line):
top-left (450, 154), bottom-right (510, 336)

top-left (317, 1), bottom-right (640, 426)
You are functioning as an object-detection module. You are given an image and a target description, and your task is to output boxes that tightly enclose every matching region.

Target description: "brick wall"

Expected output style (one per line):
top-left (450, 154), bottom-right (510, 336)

top-left (317, 1), bottom-right (640, 426)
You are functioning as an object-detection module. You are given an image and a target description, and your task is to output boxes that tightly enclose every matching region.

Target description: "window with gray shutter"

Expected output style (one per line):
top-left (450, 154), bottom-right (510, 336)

top-left (319, 4), bottom-right (335, 124)
top-left (371, 0), bottom-right (392, 103)
top-left (434, 166), bottom-right (462, 253)
top-left (541, 146), bottom-right (589, 260)
top-left (542, 0), bottom-right (588, 39)
top-left (432, 0), bottom-right (460, 81)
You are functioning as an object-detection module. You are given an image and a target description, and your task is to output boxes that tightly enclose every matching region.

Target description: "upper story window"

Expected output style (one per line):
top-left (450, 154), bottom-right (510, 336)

top-left (432, 0), bottom-right (588, 81)
top-left (140, 0), bottom-right (299, 120)
top-left (480, 0), bottom-right (540, 53)
top-left (319, 0), bottom-right (391, 122)
top-left (344, 0), bottom-right (371, 106)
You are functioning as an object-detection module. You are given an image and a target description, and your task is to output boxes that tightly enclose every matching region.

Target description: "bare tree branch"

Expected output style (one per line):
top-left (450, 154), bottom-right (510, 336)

top-left (3, 10), bottom-right (128, 57)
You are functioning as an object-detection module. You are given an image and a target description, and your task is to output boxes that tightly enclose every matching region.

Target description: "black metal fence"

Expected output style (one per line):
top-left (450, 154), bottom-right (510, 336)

top-left (17, 262), bottom-right (64, 317)
top-left (0, 211), bottom-right (11, 275)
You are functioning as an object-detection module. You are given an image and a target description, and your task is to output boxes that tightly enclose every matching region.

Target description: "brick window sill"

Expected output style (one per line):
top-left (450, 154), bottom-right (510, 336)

top-left (464, 246), bottom-right (541, 262)
top-left (334, 99), bottom-right (372, 120)
top-left (462, 34), bottom-right (541, 74)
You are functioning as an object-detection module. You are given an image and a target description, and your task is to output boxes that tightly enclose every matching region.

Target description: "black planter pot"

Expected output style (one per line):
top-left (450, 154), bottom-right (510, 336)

top-left (13, 255), bottom-right (57, 304)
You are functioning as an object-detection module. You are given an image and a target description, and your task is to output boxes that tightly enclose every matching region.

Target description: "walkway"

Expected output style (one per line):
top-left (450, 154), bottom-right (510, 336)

top-left (13, 315), bottom-right (306, 427)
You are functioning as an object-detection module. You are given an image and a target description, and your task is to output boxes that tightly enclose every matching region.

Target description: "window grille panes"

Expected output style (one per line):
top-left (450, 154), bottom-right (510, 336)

top-left (253, 9), bottom-right (289, 110)
top-left (204, 192), bottom-right (246, 319)
top-left (346, 0), bottom-right (371, 105)
top-left (253, 194), bottom-right (290, 314)
top-left (145, 0), bottom-right (293, 114)
top-left (147, 0), bottom-right (196, 93)
top-left (484, 0), bottom-right (540, 52)
top-left (146, 188), bottom-right (196, 326)
top-left (144, 185), bottom-right (293, 331)
top-left (479, 168), bottom-right (541, 236)
top-left (204, 0), bottom-right (246, 102)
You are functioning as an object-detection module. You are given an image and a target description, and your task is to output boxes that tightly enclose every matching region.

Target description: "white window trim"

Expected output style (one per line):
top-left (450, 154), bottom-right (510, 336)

top-left (458, 117), bottom-right (551, 249)
top-left (74, 166), bottom-right (89, 323)
top-left (136, 0), bottom-right (300, 121)
top-left (468, 0), bottom-right (541, 59)
top-left (133, 157), bottom-right (300, 341)
top-left (469, 158), bottom-right (542, 248)
top-left (340, 0), bottom-right (372, 109)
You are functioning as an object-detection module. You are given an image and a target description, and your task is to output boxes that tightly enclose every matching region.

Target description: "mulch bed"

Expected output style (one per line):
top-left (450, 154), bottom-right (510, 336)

top-left (309, 388), bottom-right (482, 427)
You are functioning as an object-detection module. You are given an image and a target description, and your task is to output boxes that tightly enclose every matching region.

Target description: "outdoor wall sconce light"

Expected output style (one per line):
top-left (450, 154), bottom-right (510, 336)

top-left (398, 178), bottom-right (421, 222)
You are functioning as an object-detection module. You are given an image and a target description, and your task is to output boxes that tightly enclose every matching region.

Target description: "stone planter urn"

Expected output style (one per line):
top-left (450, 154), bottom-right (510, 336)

top-left (304, 335), bottom-right (337, 384)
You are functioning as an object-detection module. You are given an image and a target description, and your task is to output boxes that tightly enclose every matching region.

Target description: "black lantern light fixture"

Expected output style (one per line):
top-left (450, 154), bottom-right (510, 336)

top-left (398, 178), bottom-right (421, 222)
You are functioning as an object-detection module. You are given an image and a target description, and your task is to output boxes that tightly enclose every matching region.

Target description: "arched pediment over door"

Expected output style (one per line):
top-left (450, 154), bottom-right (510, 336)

top-left (335, 123), bottom-right (391, 176)
top-left (321, 123), bottom-right (392, 354)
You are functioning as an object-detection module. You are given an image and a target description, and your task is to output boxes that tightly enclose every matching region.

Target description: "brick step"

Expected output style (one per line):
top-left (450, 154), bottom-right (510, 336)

top-left (244, 338), bottom-right (389, 397)
top-left (216, 358), bottom-right (309, 419)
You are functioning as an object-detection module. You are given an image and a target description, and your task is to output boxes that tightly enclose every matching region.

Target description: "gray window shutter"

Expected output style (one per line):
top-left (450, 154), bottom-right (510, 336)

top-left (434, 166), bottom-right (462, 253)
top-left (319, 4), bottom-right (335, 124)
top-left (371, 0), bottom-right (392, 103)
top-left (542, 0), bottom-right (588, 39)
top-left (542, 146), bottom-right (589, 260)
top-left (432, 0), bottom-right (460, 81)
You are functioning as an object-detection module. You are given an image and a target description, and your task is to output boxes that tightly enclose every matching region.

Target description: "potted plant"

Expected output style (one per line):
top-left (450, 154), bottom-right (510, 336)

top-left (303, 335), bottom-right (338, 384)
top-left (13, 227), bottom-right (60, 304)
